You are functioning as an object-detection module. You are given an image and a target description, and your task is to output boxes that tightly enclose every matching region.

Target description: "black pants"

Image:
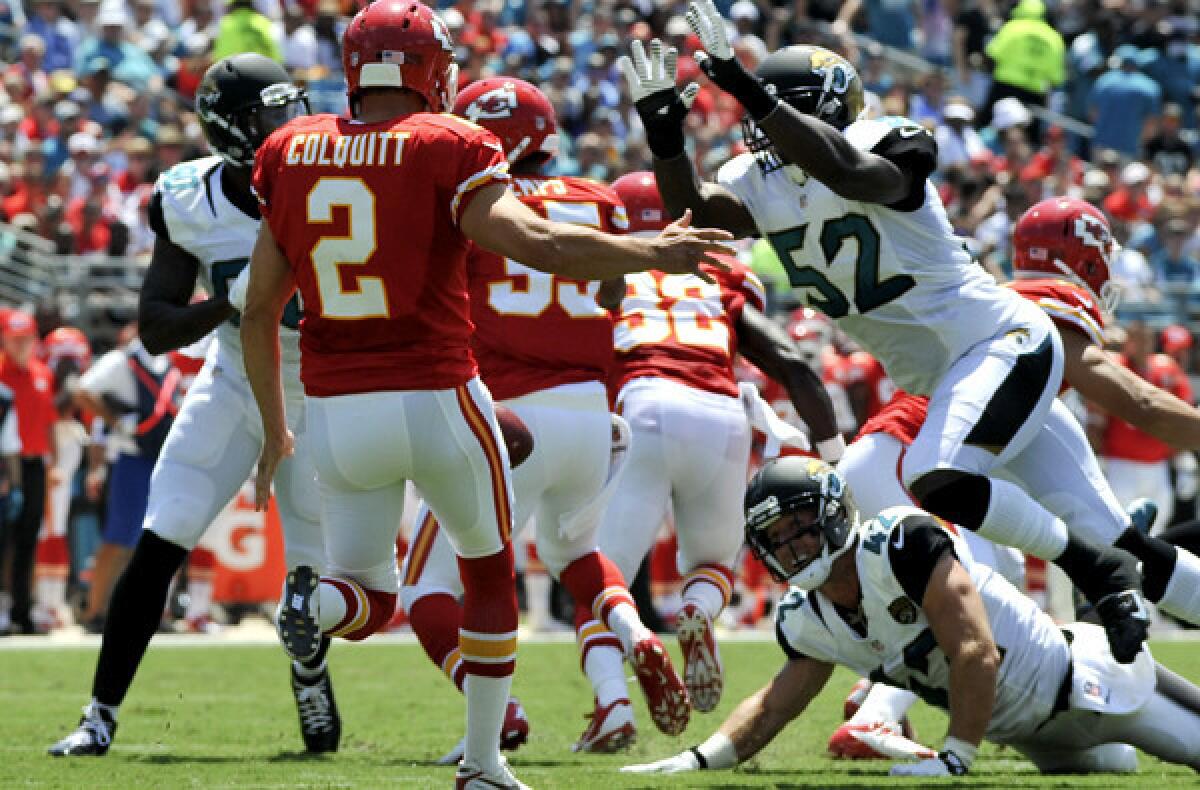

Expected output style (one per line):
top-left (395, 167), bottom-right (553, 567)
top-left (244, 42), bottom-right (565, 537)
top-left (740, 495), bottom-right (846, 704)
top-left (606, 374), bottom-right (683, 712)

top-left (0, 457), bottom-right (46, 628)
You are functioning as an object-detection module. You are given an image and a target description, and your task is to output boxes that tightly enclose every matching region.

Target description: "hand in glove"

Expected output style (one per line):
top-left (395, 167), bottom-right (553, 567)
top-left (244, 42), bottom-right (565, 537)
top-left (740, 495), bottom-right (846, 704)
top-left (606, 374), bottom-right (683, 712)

top-left (621, 750), bottom-right (702, 774)
top-left (227, 263), bottom-right (252, 313)
top-left (618, 38), bottom-right (699, 159)
top-left (889, 748), bottom-right (970, 777)
top-left (686, 0), bottom-right (779, 120)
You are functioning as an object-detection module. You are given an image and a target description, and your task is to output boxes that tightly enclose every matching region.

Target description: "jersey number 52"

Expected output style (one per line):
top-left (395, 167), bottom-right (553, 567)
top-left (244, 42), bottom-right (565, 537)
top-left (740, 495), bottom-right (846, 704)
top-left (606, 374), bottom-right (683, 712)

top-left (768, 213), bottom-right (914, 319)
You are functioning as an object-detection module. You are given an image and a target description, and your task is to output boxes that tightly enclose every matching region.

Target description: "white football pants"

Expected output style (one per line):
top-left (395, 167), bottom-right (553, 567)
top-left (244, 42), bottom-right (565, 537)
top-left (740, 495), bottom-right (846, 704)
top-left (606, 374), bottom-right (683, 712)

top-left (1103, 457), bottom-right (1173, 535)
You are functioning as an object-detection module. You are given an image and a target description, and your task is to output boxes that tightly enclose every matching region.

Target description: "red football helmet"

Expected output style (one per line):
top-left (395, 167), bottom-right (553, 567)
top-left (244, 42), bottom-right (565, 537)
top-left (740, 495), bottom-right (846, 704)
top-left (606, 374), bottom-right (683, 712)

top-left (1013, 196), bottom-right (1120, 312)
top-left (612, 171), bottom-right (667, 233)
top-left (453, 78), bottom-right (558, 166)
top-left (786, 307), bottom-right (833, 367)
top-left (42, 326), bottom-right (92, 372)
top-left (341, 1), bottom-right (457, 113)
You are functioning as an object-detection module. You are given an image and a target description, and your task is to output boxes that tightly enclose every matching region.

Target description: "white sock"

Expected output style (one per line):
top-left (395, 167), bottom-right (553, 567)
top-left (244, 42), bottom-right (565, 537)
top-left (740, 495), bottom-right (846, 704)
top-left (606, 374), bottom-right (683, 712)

top-left (682, 579), bottom-right (726, 622)
top-left (184, 578), bottom-right (213, 621)
top-left (464, 673), bottom-right (511, 773)
top-left (36, 576), bottom-right (67, 611)
top-left (524, 570), bottom-right (552, 629)
top-left (584, 644), bottom-right (628, 708)
top-left (847, 683), bottom-right (918, 726)
top-left (315, 582), bottom-right (344, 632)
top-left (975, 479), bottom-right (1069, 560)
top-left (1158, 547), bottom-right (1200, 624)
top-left (88, 698), bottom-right (119, 721)
top-left (605, 601), bottom-right (652, 654)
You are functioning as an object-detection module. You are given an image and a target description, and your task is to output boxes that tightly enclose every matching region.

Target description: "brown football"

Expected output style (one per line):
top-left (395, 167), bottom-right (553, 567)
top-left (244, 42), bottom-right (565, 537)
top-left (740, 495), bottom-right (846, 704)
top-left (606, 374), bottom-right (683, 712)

top-left (495, 404), bottom-right (534, 468)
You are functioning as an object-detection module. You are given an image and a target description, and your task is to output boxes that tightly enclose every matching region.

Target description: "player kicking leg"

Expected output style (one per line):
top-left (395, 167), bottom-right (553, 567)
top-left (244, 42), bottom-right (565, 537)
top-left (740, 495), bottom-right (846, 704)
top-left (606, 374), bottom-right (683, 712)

top-left (47, 55), bottom-right (335, 757)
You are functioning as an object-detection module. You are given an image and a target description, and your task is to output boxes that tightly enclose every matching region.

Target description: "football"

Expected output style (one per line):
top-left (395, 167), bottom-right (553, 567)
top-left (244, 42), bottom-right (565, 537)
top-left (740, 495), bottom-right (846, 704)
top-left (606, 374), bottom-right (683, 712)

top-left (495, 404), bottom-right (534, 468)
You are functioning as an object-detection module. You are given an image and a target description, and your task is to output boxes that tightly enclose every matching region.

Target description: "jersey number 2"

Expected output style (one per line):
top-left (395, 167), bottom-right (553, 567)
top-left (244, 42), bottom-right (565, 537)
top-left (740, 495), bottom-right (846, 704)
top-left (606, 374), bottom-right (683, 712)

top-left (308, 178), bottom-right (388, 320)
top-left (768, 214), bottom-right (914, 319)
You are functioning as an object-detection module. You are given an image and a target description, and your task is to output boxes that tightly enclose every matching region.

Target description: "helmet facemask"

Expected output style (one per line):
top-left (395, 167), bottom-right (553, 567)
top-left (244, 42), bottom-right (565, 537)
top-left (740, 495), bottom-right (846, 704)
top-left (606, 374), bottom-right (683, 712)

top-left (745, 467), bottom-right (858, 590)
top-left (197, 82), bottom-right (309, 169)
top-left (742, 71), bottom-right (856, 177)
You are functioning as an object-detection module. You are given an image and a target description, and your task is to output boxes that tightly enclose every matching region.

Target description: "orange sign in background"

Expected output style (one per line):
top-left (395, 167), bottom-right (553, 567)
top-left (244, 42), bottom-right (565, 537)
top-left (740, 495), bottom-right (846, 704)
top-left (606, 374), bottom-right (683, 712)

top-left (202, 482), bottom-right (287, 604)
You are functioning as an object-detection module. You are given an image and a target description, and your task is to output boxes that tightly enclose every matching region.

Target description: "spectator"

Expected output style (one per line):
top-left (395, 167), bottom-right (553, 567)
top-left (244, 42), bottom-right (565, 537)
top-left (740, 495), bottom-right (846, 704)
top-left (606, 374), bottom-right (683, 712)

top-left (7, 34), bottom-right (50, 103)
top-left (1141, 21), bottom-right (1200, 128)
top-left (934, 97), bottom-right (987, 170)
top-left (909, 68), bottom-right (948, 127)
top-left (73, 330), bottom-right (179, 631)
top-left (73, 3), bottom-right (158, 91)
top-left (1103, 162), bottom-right (1157, 224)
top-left (982, 0), bottom-right (1064, 137)
top-left (837, 0), bottom-right (918, 51)
top-left (974, 177), bottom-right (1036, 277)
top-left (951, 0), bottom-right (994, 107)
top-left (1161, 324), bottom-right (1194, 372)
top-left (1088, 45), bottom-right (1162, 157)
top-left (0, 311), bottom-right (56, 636)
top-left (24, 0), bottom-right (81, 73)
top-left (1019, 125), bottom-right (1085, 190)
top-left (212, 0), bottom-right (283, 63)
top-left (1145, 103), bottom-right (1196, 178)
top-left (1108, 216), bottom-right (1158, 304)
top-left (1151, 217), bottom-right (1200, 287)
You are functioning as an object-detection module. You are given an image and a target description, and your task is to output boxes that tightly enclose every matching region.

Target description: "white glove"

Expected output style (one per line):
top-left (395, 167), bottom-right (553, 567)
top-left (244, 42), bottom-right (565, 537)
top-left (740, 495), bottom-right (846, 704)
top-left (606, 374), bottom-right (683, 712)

top-left (686, 0), bottom-right (734, 63)
top-left (620, 750), bottom-right (702, 774)
top-left (889, 756), bottom-right (954, 777)
top-left (227, 264), bottom-right (251, 313)
top-left (618, 38), bottom-right (699, 109)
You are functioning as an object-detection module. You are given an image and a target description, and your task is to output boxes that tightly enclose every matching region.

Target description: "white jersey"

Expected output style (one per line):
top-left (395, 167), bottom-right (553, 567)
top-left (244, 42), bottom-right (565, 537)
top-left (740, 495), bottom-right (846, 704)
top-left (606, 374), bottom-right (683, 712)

top-left (717, 117), bottom-right (1034, 396)
top-left (151, 156), bottom-right (301, 378)
top-left (775, 506), bottom-right (1068, 743)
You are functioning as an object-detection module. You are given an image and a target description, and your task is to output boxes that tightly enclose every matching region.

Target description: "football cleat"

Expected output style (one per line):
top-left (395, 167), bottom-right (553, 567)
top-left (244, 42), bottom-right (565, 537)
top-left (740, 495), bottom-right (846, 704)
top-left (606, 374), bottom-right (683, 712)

top-left (1127, 498), bottom-right (1157, 536)
top-left (842, 678), bottom-right (872, 720)
top-left (455, 756), bottom-right (530, 790)
top-left (291, 664), bottom-right (341, 753)
top-left (277, 566), bottom-right (321, 662)
top-left (48, 704), bottom-right (117, 757)
top-left (630, 634), bottom-right (690, 736)
top-left (1096, 589), bottom-right (1150, 664)
top-left (437, 698), bottom-right (530, 765)
top-left (572, 697), bottom-right (636, 753)
top-left (676, 602), bottom-right (724, 713)
top-left (828, 721), bottom-right (925, 760)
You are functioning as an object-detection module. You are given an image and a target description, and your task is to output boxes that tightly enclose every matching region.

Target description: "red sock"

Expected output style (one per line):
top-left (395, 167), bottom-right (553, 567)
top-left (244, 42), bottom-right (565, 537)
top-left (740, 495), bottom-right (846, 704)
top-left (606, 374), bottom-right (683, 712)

top-left (409, 592), bottom-right (466, 691)
top-left (560, 550), bottom-right (638, 626)
top-left (325, 576), bottom-right (397, 641)
top-left (458, 544), bottom-right (518, 678)
top-left (36, 533), bottom-right (69, 567)
top-left (575, 608), bottom-right (623, 671)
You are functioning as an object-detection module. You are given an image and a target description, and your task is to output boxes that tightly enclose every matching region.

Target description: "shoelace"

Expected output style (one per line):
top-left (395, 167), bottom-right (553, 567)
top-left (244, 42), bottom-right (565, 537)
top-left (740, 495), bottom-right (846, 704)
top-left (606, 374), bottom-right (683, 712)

top-left (76, 713), bottom-right (113, 747)
top-left (295, 682), bottom-right (334, 731)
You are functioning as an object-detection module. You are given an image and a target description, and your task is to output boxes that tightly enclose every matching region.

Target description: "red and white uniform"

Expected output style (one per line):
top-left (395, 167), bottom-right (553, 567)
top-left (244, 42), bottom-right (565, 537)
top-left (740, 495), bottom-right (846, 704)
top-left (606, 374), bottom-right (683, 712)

top-left (598, 259), bottom-right (767, 588)
top-left (1100, 353), bottom-right (1191, 533)
top-left (843, 277), bottom-right (1128, 558)
top-left (402, 175), bottom-right (627, 604)
top-left (844, 350), bottom-right (894, 422)
top-left (254, 112), bottom-right (516, 594)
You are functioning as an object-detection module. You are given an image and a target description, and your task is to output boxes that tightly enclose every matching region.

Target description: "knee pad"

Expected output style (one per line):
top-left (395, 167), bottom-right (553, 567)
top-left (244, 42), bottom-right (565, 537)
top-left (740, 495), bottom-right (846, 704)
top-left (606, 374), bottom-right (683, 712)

top-left (909, 469), bottom-right (991, 529)
top-left (1115, 526), bottom-right (1178, 602)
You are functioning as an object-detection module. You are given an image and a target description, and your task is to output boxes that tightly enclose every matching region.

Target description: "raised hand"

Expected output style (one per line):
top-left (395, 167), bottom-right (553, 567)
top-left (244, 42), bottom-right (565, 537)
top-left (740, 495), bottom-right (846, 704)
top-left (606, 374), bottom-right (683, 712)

top-left (651, 208), bottom-right (734, 283)
top-left (686, 0), bottom-right (779, 121)
top-left (618, 38), bottom-right (700, 159)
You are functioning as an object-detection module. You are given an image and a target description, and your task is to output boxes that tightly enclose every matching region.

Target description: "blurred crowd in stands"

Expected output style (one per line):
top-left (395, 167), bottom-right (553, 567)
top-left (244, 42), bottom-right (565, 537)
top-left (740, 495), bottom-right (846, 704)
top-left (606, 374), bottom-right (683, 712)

top-left (3, 0), bottom-right (1200, 633)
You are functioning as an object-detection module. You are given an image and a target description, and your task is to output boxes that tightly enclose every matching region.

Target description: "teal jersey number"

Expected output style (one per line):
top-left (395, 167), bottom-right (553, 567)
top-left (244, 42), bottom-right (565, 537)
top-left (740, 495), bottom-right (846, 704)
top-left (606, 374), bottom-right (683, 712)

top-left (768, 213), bottom-right (915, 318)
top-left (211, 258), bottom-right (301, 330)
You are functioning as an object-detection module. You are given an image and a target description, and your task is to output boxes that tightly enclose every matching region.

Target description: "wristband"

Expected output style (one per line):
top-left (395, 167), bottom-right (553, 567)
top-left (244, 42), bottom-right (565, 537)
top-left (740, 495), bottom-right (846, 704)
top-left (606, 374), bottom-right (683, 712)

top-left (941, 736), bottom-right (978, 770)
top-left (816, 435), bottom-right (846, 463)
top-left (694, 732), bottom-right (738, 769)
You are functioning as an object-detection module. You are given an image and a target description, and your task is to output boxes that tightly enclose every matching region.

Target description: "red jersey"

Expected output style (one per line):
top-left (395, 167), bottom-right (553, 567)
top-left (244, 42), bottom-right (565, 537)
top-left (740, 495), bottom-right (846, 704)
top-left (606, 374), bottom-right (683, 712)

top-left (860, 278), bottom-right (1107, 445)
top-left (1102, 353), bottom-right (1193, 463)
top-left (253, 112), bottom-right (510, 396)
top-left (0, 355), bottom-right (56, 457)
top-left (611, 259), bottom-right (767, 399)
top-left (762, 347), bottom-right (858, 438)
top-left (470, 175), bottom-right (625, 401)
top-left (844, 350), bottom-right (894, 420)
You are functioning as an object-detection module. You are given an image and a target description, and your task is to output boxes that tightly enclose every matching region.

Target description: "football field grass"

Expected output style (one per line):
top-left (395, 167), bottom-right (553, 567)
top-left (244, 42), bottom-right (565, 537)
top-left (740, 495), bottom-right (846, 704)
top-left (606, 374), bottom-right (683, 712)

top-left (4, 637), bottom-right (1200, 788)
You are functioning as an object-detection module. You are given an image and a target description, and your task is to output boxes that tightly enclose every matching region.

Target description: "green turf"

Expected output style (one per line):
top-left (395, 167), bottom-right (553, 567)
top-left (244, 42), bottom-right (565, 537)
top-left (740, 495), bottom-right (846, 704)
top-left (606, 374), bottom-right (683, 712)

top-left (3, 639), bottom-right (1198, 788)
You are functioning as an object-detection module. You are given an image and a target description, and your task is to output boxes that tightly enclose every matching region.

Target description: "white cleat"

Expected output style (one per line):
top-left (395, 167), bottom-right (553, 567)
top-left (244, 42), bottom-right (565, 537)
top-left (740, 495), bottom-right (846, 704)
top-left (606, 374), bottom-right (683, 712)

top-left (455, 756), bottom-right (531, 789)
top-left (572, 697), bottom-right (636, 753)
top-left (676, 602), bottom-right (723, 713)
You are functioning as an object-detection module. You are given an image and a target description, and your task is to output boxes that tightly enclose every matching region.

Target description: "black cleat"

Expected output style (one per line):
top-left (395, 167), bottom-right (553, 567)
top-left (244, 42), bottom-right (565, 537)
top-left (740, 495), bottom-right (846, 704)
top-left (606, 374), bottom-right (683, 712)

top-left (1096, 589), bottom-right (1150, 663)
top-left (1127, 498), bottom-right (1158, 536)
top-left (277, 566), bottom-right (321, 662)
top-left (48, 705), bottom-right (117, 756)
top-left (291, 664), bottom-right (341, 753)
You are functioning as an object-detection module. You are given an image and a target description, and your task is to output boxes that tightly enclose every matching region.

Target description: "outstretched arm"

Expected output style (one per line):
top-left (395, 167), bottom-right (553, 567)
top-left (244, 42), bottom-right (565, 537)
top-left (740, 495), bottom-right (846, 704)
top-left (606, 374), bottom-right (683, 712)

top-left (1064, 329), bottom-right (1200, 449)
top-left (737, 304), bottom-right (840, 445)
top-left (653, 153), bottom-right (759, 237)
top-left (460, 183), bottom-right (733, 282)
top-left (622, 657), bottom-right (834, 774)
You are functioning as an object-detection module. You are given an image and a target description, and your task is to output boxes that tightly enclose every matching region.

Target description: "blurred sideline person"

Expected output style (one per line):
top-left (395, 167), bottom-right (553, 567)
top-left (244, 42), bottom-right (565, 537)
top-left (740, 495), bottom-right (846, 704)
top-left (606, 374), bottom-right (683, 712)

top-left (580, 170), bottom-right (839, 750)
top-left (835, 197), bottom-right (1200, 754)
top-left (400, 80), bottom-right (691, 762)
top-left (48, 54), bottom-right (334, 757)
top-left (624, 457), bottom-right (1200, 778)
top-left (623, 3), bottom-right (1148, 661)
top-left (242, 4), bottom-right (731, 787)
